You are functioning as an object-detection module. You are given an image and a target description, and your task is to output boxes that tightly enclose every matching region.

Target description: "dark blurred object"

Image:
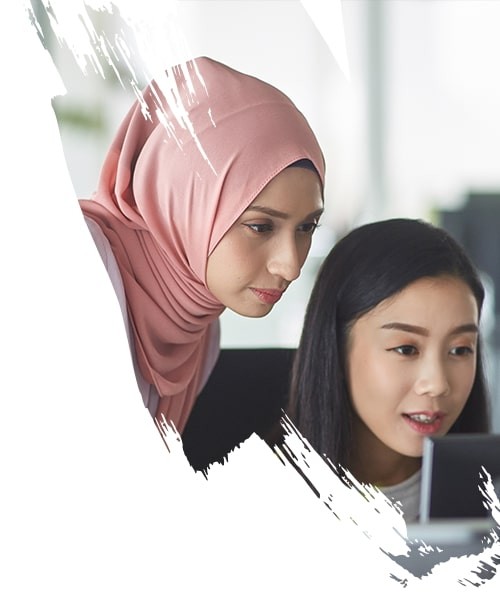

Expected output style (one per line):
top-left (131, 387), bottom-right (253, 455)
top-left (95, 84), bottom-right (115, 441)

top-left (440, 192), bottom-right (500, 317)
top-left (182, 348), bottom-right (295, 472)
top-left (441, 192), bottom-right (500, 435)
top-left (420, 433), bottom-right (500, 521)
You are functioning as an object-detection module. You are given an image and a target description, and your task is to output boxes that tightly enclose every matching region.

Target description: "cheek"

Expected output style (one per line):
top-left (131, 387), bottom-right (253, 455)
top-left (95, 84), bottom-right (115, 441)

top-left (215, 232), bottom-right (257, 268)
top-left (348, 347), bottom-right (412, 417)
top-left (452, 361), bottom-right (477, 406)
top-left (206, 234), bottom-right (259, 293)
top-left (347, 346), bottom-right (383, 415)
top-left (222, 244), bottom-right (260, 283)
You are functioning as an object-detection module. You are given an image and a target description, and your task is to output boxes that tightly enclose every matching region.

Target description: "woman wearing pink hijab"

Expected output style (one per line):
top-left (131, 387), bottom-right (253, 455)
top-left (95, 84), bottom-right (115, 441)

top-left (80, 57), bottom-right (325, 439)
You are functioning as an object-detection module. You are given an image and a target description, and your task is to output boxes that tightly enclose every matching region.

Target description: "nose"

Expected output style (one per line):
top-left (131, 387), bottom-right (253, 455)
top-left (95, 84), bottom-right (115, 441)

top-left (414, 357), bottom-right (451, 398)
top-left (267, 234), bottom-right (304, 283)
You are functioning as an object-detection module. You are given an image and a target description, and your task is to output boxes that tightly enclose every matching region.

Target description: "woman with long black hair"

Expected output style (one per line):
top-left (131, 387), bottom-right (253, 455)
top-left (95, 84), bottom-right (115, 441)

top-left (289, 218), bottom-right (490, 521)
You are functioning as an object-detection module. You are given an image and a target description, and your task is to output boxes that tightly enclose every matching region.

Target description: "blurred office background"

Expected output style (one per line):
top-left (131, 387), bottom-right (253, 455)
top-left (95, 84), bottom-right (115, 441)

top-left (33, 0), bottom-right (500, 431)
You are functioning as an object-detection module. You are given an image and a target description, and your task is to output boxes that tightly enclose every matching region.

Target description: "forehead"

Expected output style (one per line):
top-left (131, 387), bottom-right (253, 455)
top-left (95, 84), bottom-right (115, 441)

top-left (249, 167), bottom-right (323, 210)
top-left (357, 276), bottom-right (479, 330)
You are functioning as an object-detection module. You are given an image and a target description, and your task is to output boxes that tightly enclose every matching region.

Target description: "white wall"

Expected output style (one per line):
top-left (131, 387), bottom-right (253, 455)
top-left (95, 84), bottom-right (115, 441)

top-left (384, 0), bottom-right (500, 218)
top-left (52, 1), bottom-right (500, 385)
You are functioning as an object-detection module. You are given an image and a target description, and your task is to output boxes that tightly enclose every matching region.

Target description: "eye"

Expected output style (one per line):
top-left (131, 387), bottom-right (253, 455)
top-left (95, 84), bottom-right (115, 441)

top-left (297, 222), bottom-right (320, 234)
top-left (244, 223), bottom-right (273, 234)
top-left (450, 346), bottom-right (474, 357)
top-left (389, 345), bottom-right (419, 357)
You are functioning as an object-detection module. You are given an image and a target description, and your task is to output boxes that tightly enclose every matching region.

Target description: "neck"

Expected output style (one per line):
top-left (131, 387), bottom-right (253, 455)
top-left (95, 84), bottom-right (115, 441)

top-left (348, 416), bottom-right (421, 487)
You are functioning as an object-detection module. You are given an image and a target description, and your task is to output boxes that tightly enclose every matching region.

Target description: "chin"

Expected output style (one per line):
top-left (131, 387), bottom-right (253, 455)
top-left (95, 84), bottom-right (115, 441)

top-left (402, 443), bottom-right (425, 459)
top-left (230, 304), bottom-right (274, 318)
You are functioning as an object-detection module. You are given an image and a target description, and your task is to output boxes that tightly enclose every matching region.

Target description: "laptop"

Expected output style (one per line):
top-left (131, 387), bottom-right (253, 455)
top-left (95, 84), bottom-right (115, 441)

top-left (406, 433), bottom-right (500, 546)
top-left (400, 434), bottom-right (500, 575)
top-left (419, 433), bottom-right (500, 522)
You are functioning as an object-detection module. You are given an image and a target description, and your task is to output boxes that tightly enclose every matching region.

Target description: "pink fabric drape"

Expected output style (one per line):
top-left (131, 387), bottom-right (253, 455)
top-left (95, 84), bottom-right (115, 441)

top-left (80, 57), bottom-right (325, 432)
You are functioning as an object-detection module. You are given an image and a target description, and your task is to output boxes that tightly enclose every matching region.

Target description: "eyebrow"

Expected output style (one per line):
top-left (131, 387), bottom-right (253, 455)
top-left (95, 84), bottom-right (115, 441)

top-left (244, 205), bottom-right (324, 220)
top-left (380, 322), bottom-right (479, 336)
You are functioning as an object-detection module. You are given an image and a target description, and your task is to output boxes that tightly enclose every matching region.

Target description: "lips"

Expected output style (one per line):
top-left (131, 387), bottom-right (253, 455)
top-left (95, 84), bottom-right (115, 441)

top-left (402, 411), bottom-right (446, 435)
top-left (250, 288), bottom-right (284, 305)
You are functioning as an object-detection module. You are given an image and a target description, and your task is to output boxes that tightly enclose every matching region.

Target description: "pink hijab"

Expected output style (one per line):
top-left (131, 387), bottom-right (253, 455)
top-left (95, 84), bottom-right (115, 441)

top-left (80, 57), bottom-right (325, 433)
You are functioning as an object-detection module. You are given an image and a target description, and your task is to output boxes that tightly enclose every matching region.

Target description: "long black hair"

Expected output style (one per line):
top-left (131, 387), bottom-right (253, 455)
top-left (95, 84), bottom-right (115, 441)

top-left (289, 218), bottom-right (490, 468)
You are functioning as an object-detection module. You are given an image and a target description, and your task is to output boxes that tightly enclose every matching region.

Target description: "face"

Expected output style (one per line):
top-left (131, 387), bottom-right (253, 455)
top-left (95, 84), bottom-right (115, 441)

top-left (206, 166), bottom-right (323, 317)
top-left (346, 276), bottom-right (479, 485)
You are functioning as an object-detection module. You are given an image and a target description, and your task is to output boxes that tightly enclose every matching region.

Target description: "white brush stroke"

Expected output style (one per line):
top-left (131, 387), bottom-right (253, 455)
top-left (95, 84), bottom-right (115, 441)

top-left (280, 417), bottom-right (500, 592)
top-left (31, 0), bottom-right (214, 168)
top-left (300, 0), bottom-right (350, 80)
top-left (5, 0), bottom-right (499, 596)
top-left (480, 467), bottom-right (500, 526)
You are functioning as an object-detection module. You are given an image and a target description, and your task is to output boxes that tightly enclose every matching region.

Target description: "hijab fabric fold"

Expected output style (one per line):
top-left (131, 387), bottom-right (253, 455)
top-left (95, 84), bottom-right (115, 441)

top-left (80, 57), bottom-right (325, 433)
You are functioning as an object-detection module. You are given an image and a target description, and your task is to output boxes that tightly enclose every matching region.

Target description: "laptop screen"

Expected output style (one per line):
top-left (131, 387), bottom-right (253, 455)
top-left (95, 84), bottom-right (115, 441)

top-left (419, 433), bottom-right (500, 522)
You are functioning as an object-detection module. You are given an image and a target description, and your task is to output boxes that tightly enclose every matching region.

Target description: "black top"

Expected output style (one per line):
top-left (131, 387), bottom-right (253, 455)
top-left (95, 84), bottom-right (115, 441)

top-left (182, 348), bottom-right (295, 471)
